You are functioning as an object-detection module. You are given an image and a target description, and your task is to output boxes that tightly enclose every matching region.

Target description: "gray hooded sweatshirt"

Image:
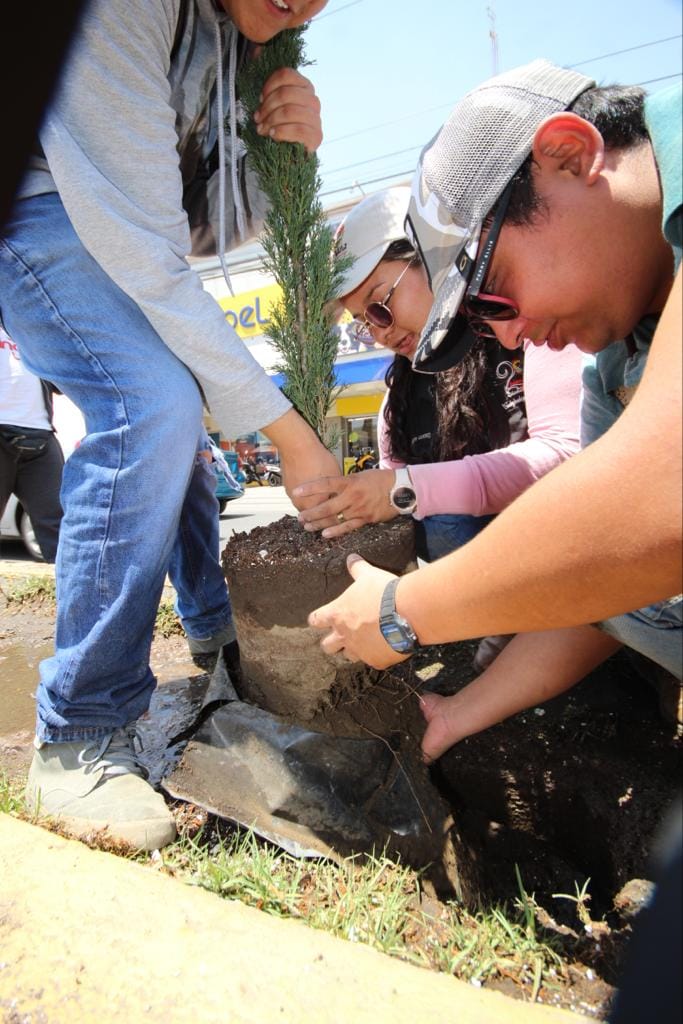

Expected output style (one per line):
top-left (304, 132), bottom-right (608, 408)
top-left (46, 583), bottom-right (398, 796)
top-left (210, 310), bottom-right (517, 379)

top-left (19, 0), bottom-right (291, 436)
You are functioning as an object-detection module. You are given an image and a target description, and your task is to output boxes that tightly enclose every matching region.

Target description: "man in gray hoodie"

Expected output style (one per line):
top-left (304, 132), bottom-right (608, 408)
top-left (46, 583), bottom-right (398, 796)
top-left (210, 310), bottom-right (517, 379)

top-left (0, 0), bottom-right (334, 849)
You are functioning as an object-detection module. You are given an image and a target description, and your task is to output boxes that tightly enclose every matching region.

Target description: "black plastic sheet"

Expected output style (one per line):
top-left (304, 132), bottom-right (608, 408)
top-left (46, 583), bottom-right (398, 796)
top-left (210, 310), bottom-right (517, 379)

top-left (163, 658), bottom-right (446, 861)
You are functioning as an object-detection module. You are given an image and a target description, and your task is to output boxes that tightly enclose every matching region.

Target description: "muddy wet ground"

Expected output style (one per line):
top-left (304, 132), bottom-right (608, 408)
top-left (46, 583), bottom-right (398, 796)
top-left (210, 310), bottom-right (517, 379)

top-left (0, 592), bottom-right (207, 785)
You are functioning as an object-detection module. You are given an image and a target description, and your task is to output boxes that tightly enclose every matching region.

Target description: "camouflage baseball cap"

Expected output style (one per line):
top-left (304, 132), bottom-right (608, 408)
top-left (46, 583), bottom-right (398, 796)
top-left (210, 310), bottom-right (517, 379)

top-left (406, 59), bottom-right (594, 372)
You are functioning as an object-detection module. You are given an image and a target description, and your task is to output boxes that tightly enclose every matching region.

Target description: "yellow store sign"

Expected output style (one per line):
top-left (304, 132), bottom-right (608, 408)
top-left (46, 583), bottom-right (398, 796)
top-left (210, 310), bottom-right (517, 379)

top-left (218, 284), bottom-right (281, 339)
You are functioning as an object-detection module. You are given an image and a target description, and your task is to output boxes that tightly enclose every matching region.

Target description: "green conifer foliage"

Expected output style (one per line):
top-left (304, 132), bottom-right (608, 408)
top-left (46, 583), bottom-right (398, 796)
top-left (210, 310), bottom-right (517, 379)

top-left (238, 28), bottom-right (350, 448)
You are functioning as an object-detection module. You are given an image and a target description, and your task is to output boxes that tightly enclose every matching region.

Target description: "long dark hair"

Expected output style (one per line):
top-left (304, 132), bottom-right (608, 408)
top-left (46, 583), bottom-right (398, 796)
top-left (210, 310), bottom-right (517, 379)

top-left (380, 242), bottom-right (511, 463)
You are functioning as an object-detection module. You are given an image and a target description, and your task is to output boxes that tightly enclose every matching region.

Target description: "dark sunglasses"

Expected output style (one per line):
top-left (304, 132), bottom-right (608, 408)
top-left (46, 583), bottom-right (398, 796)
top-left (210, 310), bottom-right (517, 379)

top-left (353, 256), bottom-right (417, 335)
top-left (461, 181), bottom-right (519, 339)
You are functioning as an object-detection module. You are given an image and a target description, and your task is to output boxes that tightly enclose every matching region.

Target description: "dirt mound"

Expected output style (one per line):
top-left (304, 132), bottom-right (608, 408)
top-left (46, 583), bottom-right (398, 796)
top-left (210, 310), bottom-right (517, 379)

top-left (223, 515), bottom-right (416, 627)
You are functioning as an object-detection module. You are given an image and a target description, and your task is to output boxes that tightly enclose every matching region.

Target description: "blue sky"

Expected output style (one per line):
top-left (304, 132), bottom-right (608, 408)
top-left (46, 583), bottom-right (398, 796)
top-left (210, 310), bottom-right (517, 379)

top-left (304, 0), bottom-right (682, 204)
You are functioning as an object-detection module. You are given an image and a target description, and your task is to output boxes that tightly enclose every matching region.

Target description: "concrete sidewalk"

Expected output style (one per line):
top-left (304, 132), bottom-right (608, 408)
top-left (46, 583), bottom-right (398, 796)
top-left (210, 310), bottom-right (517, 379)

top-left (0, 556), bottom-right (55, 579)
top-left (0, 815), bottom-right (592, 1024)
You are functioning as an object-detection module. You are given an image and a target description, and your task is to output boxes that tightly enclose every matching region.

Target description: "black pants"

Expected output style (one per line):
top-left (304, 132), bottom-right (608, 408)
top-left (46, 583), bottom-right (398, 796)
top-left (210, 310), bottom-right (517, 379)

top-left (0, 427), bottom-right (64, 561)
top-left (609, 793), bottom-right (682, 1024)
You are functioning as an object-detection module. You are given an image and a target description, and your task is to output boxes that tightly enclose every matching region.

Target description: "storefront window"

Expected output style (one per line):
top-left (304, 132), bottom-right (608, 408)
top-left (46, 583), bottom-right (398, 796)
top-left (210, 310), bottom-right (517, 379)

top-left (344, 416), bottom-right (378, 474)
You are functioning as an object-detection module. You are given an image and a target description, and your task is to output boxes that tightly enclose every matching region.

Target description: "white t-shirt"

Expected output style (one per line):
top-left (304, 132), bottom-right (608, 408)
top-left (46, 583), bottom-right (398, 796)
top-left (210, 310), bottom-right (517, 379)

top-left (0, 326), bottom-right (51, 431)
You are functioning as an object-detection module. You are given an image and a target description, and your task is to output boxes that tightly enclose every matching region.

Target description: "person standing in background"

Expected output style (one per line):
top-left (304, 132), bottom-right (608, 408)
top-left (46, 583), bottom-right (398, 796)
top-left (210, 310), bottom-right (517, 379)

top-left (0, 0), bottom-right (336, 851)
top-left (0, 323), bottom-right (63, 562)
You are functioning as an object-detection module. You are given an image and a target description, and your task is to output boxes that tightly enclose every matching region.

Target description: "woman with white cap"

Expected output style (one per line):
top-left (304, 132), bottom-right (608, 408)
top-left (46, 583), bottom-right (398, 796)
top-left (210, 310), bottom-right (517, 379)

top-left (295, 184), bottom-right (585, 669)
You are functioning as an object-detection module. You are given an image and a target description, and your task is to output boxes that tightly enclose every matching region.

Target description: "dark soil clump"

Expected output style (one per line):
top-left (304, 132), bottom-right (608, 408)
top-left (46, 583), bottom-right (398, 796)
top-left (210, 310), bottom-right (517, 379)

top-left (223, 515), bottom-right (415, 628)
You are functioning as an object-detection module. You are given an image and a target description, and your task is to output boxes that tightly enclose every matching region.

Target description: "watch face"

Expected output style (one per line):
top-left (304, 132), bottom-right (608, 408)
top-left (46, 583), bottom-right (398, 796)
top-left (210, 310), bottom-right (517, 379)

top-left (392, 486), bottom-right (416, 511)
top-left (379, 618), bottom-right (417, 654)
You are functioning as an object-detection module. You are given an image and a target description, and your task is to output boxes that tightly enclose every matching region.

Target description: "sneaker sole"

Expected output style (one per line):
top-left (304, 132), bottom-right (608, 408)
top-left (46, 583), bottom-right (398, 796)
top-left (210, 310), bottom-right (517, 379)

top-left (28, 808), bottom-right (176, 852)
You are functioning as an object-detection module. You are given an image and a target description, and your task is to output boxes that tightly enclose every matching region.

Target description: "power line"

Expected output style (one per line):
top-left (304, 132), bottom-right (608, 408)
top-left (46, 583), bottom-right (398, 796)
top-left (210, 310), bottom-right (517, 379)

top-left (639, 73), bottom-right (682, 86)
top-left (321, 143), bottom-right (423, 179)
top-left (319, 67), bottom-right (682, 193)
top-left (567, 34), bottom-right (682, 69)
top-left (320, 169), bottom-right (413, 200)
top-left (320, 101), bottom-right (453, 149)
top-left (321, 34), bottom-right (682, 153)
top-left (315, 0), bottom-right (364, 20)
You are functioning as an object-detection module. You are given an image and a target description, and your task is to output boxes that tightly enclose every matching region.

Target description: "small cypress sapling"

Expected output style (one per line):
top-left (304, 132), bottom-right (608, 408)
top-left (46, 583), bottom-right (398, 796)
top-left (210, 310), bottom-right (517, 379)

top-left (237, 28), bottom-right (351, 449)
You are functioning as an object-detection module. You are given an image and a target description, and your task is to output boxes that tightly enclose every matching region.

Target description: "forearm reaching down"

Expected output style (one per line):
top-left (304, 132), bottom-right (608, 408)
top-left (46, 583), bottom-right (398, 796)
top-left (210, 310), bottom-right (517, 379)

top-left (421, 625), bottom-right (621, 762)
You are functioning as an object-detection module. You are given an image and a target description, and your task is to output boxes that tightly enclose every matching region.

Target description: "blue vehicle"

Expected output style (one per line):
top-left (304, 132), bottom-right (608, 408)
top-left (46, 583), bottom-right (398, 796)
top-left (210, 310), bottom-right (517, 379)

top-left (212, 447), bottom-right (245, 513)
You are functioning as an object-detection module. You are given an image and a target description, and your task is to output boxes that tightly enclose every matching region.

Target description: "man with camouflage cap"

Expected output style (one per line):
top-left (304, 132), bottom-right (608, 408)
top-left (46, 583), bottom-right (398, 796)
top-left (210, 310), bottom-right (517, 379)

top-left (309, 58), bottom-right (682, 737)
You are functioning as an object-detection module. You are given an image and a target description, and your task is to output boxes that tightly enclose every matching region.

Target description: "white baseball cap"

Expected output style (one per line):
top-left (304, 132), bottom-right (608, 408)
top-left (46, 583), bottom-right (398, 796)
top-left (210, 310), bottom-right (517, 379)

top-left (332, 186), bottom-right (412, 298)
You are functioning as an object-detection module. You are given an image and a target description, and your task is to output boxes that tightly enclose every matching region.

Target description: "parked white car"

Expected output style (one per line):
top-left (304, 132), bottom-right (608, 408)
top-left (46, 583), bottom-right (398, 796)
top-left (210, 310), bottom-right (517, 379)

top-left (0, 495), bottom-right (43, 559)
top-left (0, 394), bottom-right (85, 560)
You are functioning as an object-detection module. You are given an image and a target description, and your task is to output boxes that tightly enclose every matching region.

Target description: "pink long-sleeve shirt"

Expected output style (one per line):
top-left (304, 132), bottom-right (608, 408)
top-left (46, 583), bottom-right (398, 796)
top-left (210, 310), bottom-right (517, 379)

top-left (379, 340), bottom-right (584, 519)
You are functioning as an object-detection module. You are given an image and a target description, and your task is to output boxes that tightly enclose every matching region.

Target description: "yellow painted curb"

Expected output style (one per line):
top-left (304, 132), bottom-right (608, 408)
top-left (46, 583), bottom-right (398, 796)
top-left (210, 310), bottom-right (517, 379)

top-left (0, 815), bottom-right (594, 1024)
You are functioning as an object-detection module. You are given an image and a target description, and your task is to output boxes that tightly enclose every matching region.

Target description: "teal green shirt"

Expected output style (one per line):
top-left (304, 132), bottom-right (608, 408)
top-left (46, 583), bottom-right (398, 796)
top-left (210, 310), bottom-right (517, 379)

top-left (629, 83), bottom-right (682, 359)
top-left (588, 83), bottom-right (682, 408)
top-left (645, 81), bottom-right (682, 272)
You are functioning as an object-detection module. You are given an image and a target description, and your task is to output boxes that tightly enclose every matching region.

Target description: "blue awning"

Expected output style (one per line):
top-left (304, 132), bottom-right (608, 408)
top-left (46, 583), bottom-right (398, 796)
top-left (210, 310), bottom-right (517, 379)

top-left (269, 355), bottom-right (392, 390)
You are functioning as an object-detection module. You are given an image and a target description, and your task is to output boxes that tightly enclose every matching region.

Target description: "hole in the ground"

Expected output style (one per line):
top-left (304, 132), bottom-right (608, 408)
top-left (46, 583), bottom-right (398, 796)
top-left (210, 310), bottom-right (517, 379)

top-left (423, 655), bottom-right (680, 932)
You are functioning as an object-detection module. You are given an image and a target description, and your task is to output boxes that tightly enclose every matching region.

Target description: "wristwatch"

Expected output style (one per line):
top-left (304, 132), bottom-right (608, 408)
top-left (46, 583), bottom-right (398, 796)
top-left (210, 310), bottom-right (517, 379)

top-left (389, 467), bottom-right (417, 515)
top-left (379, 578), bottom-right (420, 654)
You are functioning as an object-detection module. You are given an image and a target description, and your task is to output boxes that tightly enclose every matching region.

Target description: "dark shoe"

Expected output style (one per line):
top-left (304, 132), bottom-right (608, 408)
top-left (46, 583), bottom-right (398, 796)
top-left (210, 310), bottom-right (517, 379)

top-left (186, 621), bottom-right (237, 657)
top-left (187, 622), bottom-right (238, 674)
top-left (219, 639), bottom-right (243, 689)
top-left (190, 639), bottom-right (242, 689)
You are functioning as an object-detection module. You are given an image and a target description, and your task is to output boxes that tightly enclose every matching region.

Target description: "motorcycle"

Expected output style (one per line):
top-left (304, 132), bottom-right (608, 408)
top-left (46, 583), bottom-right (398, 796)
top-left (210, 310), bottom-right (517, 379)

top-left (263, 462), bottom-right (282, 486)
top-left (347, 447), bottom-right (378, 473)
top-left (241, 457), bottom-right (266, 486)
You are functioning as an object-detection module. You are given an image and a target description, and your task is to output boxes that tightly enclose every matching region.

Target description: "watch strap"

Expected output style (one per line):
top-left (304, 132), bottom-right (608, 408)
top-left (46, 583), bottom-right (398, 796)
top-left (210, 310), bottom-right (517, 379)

top-left (380, 577), bottom-right (400, 622)
top-left (379, 577), bottom-right (419, 652)
top-left (393, 467), bottom-right (411, 491)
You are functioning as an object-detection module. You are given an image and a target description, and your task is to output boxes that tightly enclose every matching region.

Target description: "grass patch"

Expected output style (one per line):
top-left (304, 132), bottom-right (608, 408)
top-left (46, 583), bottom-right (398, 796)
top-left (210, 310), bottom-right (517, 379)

top-left (154, 599), bottom-right (184, 638)
top-left (1, 575), bottom-right (56, 607)
top-left (161, 822), bottom-right (565, 995)
top-left (0, 575), bottom-right (182, 639)
top-left (2, 768), bottom-right (568, 1000)
top-left (0, 771), bottom-right (25, 815)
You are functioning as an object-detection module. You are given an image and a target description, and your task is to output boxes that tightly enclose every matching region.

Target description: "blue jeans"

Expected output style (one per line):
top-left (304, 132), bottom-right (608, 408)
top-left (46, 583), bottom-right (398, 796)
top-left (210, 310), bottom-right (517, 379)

top-left (168, 434), bottom-right (233, 641)
top-left (415, 513), bottom-right (495, 562)
top-left (582, 349), bottom-right (682, 679)
top-left (0, 193), bottom-right (232, 741)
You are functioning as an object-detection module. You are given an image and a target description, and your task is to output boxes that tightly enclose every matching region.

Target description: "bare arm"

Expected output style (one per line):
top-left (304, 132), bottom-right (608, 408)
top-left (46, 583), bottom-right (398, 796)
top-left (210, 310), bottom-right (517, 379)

top-left (404, 270), bottom-right (682, 643)
top-left (309, 270), bottom-right (682, 668)
top-left (421, 626), bottom-right (621, 762)
top-left (261, 409), bottom-right (340, 510)
top-left (408, 340), bottom-right (583, 517)
top-left (296, 340), bottom-right (582, 535)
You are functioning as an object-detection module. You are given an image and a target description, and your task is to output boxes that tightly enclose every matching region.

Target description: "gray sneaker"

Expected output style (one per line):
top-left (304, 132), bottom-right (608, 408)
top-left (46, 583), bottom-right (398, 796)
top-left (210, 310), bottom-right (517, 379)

top-left (185, 620), bottom-right (237, 656)
top-left (26, 727), bottom-right (176, 851)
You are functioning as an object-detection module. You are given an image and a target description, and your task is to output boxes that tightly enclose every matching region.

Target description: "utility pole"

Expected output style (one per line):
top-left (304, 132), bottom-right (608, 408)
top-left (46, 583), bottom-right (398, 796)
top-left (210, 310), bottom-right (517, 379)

top-left (487, 5), bottom-right (500, 76)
